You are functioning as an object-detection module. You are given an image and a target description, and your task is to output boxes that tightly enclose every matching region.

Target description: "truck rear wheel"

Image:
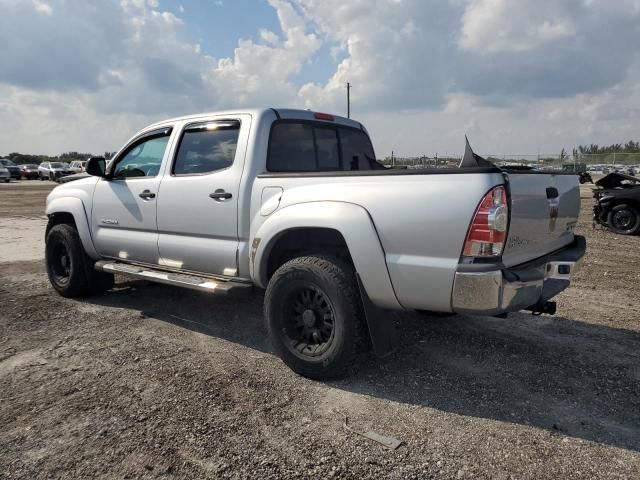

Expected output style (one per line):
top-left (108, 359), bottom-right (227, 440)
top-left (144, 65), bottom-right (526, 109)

top-left (264, 255), bottom-right (365, 380)
top-left (607, 203), bottom-right (640, 235)
top-left (45, 223), bottom-right (114, 297)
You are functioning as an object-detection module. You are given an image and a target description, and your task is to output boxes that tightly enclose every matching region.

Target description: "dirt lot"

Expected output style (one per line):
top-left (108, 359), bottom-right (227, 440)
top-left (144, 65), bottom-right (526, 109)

top-left (1, 180), bottom-right (639, 479)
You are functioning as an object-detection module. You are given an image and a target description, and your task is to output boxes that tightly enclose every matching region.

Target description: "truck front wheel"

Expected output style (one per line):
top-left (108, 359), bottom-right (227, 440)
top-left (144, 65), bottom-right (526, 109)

top-left (264, 255), bottom-right (366, 380)
top-left (45, 223), bottom-right (114, 297)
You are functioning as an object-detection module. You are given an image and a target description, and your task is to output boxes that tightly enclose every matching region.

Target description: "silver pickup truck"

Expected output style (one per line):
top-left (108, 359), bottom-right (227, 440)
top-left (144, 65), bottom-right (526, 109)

top-left (45, 108), bottom-right (585, 379)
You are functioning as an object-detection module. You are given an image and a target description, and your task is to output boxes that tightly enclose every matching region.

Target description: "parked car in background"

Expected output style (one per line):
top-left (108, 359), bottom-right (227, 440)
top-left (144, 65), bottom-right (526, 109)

top-left (19, 164), bottom-right (40, 180)
top-left (561, 162), bottom-right (593, 184)
top-left (593, 172), bottom-right (640, 235)
top-left (38, 162), bottom-right (75, 181)
top-left (0, 158), bottom-right (21, 180)
top-left (0, 166), bottom-right (10, 183)
top-left (68, 160), bottom-right (87, 173)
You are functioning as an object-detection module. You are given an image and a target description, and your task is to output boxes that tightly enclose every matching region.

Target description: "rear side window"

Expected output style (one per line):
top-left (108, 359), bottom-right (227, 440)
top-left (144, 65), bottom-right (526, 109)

top-left (340, 128), bottom-right (381, 171)
top-left (267, 123), bottom-right (316, 172)
top-left (267, 121), bottom-right (382, 172)
top-left (173, 121), bottom-right (240, 175)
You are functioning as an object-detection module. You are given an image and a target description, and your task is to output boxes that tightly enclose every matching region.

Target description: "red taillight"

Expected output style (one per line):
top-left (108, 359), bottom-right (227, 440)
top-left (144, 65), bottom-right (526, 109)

top-left (462, 185), bottom-right (509, 258)
top-left (313, 112), bottom-right (335, 121)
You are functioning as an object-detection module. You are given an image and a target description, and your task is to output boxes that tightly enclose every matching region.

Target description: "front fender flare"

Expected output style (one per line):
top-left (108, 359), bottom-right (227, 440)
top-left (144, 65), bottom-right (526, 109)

top-left (46, 197), bottom-right (99, 259)
top-left (251, 201), bottom-right (402, 310)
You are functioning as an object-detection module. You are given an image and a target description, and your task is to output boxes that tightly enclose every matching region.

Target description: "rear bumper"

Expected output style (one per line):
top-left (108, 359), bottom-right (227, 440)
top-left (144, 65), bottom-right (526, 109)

top-left (451, 236), bottom-right (586, 316)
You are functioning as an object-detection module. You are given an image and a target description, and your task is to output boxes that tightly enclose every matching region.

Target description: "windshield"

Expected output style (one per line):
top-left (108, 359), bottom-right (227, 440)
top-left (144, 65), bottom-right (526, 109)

top-left (50, 162), bottom-right (65, 168)
top-left (0, 159), bottom-right (15, 166)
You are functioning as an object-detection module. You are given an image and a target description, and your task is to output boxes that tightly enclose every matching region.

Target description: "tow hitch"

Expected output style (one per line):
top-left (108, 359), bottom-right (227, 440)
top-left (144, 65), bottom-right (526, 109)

top-left (525, 301), bottom-right (557, 316)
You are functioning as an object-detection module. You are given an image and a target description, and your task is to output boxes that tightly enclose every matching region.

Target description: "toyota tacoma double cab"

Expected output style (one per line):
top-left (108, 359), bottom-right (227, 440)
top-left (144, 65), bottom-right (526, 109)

top-left (45, 108), bottom-right (585, 379)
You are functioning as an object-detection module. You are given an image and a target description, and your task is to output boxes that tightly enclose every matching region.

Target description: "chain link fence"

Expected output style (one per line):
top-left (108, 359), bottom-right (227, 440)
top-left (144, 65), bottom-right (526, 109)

top-left (382, 153), bottom-right (640, 172)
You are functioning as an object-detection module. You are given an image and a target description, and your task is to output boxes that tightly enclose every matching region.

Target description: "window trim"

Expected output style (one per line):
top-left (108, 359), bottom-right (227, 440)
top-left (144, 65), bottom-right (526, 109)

top-left (170, 119), bottom-right (241, 177)
top-left (266, 119), bottom-right (376, 173)
top-left (106, 127), bottom-right (173, 180)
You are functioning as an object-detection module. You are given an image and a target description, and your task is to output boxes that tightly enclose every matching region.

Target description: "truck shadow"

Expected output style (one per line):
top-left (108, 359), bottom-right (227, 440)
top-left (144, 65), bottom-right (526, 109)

top-left (86, 280), bottom-right (640, 452)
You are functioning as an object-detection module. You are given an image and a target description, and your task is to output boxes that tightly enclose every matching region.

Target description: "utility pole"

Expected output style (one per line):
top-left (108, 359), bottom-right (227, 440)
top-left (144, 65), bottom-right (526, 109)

top-left (346, 82), bottom-right (351, 118)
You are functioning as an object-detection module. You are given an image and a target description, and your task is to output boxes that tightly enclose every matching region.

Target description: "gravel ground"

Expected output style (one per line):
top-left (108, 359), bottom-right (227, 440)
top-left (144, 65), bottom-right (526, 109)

top-left (1, 180), bottom-right (639, 479)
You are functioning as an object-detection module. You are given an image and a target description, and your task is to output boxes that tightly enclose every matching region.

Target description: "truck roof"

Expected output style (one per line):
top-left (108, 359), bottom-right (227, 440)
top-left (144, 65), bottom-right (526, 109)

top-left (146, 107), bottom-right (363, 131)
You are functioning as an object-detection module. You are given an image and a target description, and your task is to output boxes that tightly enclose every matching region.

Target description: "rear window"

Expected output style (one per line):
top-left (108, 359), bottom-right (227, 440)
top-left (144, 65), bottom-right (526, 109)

top-left (267, 121), bottom-right (383, 172)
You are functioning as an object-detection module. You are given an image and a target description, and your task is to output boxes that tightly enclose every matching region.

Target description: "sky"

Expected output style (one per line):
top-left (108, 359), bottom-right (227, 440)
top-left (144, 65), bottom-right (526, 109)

top-left (1, 0), bottom-right (639, 158)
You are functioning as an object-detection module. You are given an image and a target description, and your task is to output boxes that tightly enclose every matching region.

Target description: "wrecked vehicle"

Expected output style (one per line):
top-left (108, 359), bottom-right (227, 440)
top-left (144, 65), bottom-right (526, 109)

top-left (593, 172), bottom-right (640, 234)
top-left (44, 108), bottom-right (585, 379)
top-left (562, 163), bottom-right (593, 184)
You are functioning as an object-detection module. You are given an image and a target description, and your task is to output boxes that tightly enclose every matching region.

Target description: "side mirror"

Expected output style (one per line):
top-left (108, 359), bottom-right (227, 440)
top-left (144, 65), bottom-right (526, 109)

top-left (86, 156), bottom-right (106, 177)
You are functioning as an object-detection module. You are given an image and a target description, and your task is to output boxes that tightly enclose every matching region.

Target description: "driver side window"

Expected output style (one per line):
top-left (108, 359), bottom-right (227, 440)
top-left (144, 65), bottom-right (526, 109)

top-left (112, 132), bottom-right (171, 179)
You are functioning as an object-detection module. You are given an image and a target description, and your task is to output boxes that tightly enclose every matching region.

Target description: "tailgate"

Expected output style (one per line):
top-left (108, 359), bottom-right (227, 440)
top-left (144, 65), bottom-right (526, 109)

top-left (502, 172), bottom-right (580, 267)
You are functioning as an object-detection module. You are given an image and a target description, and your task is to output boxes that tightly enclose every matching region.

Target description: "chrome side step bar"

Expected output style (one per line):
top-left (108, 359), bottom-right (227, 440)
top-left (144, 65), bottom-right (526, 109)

top-left (94, 261), bottom-right (252, 296)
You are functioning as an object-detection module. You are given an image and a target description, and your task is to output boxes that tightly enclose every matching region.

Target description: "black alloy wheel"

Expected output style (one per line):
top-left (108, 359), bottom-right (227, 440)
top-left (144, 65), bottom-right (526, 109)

top-left (49, 240), bottom-right (72, 286)
top-left (283, 284), bottom-right (336, 359)
top-left (45, 223), bottom-right (115, 297)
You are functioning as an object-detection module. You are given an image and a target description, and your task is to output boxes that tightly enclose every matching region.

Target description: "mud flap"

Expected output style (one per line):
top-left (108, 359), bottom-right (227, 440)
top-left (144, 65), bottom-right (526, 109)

top-left (356, 274), bottom-right (397, 357)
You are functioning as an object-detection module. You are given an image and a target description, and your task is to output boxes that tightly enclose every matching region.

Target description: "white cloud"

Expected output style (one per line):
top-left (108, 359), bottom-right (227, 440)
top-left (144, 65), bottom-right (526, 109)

top-left (459, 0), bottom-right (576, 52)
top-left (212, 0), bottom-right (321, 106)
top-left (259, 29), bottom-right (280, 46)
top-left (32, 0), bottom-right (53, 15)
top-left (0, 0), bottom-right (639, 157)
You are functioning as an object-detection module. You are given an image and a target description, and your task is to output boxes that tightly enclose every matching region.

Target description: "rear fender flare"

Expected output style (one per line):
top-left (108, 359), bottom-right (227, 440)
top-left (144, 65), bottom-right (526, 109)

top-left (46, 197), bottom-right (99, 259)
top-left (251, 201), bottom-right (402, 310)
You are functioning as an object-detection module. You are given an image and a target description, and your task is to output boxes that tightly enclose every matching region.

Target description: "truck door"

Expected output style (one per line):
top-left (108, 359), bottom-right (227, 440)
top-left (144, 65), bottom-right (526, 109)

top-left (91, 127), bottom-right (173, 265)
top-left (156, 116), bottom-right (250, 276)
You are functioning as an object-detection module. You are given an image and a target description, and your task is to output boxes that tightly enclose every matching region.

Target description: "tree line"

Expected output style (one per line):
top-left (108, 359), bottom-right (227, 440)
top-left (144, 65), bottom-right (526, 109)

top-left (574, 141), bottom-right (640, 155)
top-left (559, 140), bottom-right (640, 162)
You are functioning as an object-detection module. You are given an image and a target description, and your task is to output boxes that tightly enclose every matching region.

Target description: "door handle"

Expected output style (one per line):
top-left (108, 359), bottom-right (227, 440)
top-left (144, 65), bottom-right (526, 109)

top-left (139, 190), bottom-right (156, 200)
top-left (546, 187), bottom-right (559, 199)
top-left (209, 190), bottom-right (232, 200)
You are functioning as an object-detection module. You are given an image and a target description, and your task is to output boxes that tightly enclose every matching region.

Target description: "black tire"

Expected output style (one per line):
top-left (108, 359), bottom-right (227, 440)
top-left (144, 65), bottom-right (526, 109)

top-left (45, 223), bottom-right (114, 297)
top-left (606, 204), bottom-right (640, 235)
top-left (264, 255), bottom-right (366, 380)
